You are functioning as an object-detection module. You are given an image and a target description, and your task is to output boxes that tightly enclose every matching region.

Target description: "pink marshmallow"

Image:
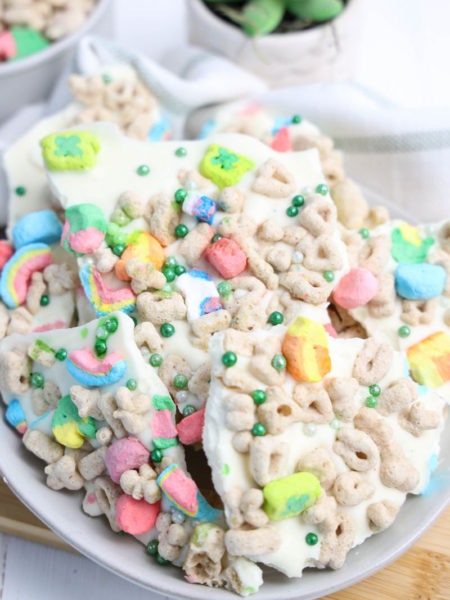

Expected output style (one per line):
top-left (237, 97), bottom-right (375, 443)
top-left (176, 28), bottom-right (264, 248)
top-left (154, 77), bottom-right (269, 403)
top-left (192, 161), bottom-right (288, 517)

top-left (115, 494), bottom-right (160, 535)
top-left (205, 238), bottom-right (247, 279)
top-left (151, 409), bottom-right (177, 439)
top-left (0, 241), bottom-right (14, 271)
top-left (0, 31), bottom-right (16, 60)
top-left (105, 437), bottom-right (150, 483)
top-left (324, 322), bottom-right (338, 338)
top-left (176, 408), bottom-right (205, 445)
top-left (270, 127), bottom-right (292, 152)
top-left (333, 267), bottom-right (379, 310)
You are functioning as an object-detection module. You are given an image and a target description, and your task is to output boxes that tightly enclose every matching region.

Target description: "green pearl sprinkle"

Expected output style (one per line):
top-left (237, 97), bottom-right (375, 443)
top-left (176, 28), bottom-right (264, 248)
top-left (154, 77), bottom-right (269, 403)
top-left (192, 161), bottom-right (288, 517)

top-left (305, 532), bottom-right (318, 546)
top-left (39, 294), bottom-right (49, 307)
top-left (164, 256), bottom-right (177, 267)
top-left (173, 374), bottom-right (188, 389)
top-left (112, 243), bottom-right (125, 257)
top-left (268, 311), bottom-right (284, 325)
top-left (175, 147), bottom-right (187, 157)
top-left (218, 281), bottom-right (232, 297)
top-left (155, 553), bottom-right (170, 566)
top-left (222, 351), bottom-right (237, 367)
top-left (163, 267), bottom-right (176, 282)
top-left (55, 348), bottom-right (67, 361)
top-left (252, 423), bottom-right (266, 436)
top-left (15, 186), bottom-right (26, 196)
top-left (151, 449), bottom-right (163, 463)
top-left (30, 372), bottom-right (44, 388)
top-left (291, 195), bottom-right (305, 207)
top-left (95, 339), bottom-right (107, 357)
top-left (271, 354), bottom-right (286, 371)
top-left (126, 378), bottom-right (137, 391)
top-left (252, 390), bottom-right (266, 405)
top-left (104, 316), bottom-right (118, 333)
top-left (175, 265), bottom-right (186, 276)
top-left (137, 164), bottom-right (150, 176)
top-left (183, 405), bottom-right (196, 417)
top-left (369, 384), bottom-right (381, 397)
top-left (286, 205), bottom-right (299, 217)
top-left (292, 115), bottom-right (302, 124)
top-left (174, 188), bottom-right (188, 204)
top-left (212, 233), bottom-right (223, 243)
top-left (160, 323), bottom-right (175, 338)
top-left (398, 325), bottom-right (411, 337)
top-left (102, 73), bottom-right (112, 84)
top-left (146, 540), bottom-right (159, 555)
top-left (358, 227), bottom-right (370, 239)
top-left (365, 396), bottom-right (378, 408)
top-left (316, 183), bottom-right (329, 196)
top-left (175, 224), bottom-right (189, 238)
top-left (323, 270), bottom-right (335, 282)
top-left (149, 353), bottom-right (163, 367)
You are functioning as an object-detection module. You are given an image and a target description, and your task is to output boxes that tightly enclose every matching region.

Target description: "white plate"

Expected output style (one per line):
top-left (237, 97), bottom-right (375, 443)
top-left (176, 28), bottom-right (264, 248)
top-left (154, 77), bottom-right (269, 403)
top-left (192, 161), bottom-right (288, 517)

top-left (1, 193), bottom-right (449, 599)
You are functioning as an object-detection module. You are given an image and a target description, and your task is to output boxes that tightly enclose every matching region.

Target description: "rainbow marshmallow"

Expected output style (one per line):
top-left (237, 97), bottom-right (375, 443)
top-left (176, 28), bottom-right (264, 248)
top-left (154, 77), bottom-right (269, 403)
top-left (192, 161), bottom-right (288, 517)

top-left (5, 399), bottom-right (27, 434)
top-left (0, 243), bottom-right (53, 308)
top-left (66, 347), bottom-right (127, 387)
top-left (407, 332), bottom-right (450, 388)
top-left (281, 316), bottom-right (331, 382)
top-left (80, 263), bottom-right (136, 316)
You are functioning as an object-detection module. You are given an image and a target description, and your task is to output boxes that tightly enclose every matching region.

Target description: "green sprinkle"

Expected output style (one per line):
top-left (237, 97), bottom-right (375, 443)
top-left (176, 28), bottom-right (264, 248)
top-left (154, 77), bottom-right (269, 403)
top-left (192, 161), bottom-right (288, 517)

top-left (323, 270), bottom-right (335, 282)
top-left (175, 147), bottom-right (187, 157)
top-left (369, 384), bottom-right (381, 397)
top-left (174, 188), bottom-right (188, 204)
top-left (271, 354), bottom-right (286, 371)
top-left (286, 205), bottom-right (299, 217)
top-left (146, 539), bottom-right (159, 555)
top-left (222, 463), bottom-right (230, 475)
top-left (305, 532), bottom-right (318, 546)
top-left (292, 115), bottom-right (302, 124)
top-left (173, 374), bottom-right (188, 389)
top-left (252, 389), bottom-right (266, 405)
top-left (365, 396), bottom-right (378, 408)
top-left (358, 227), bottom-right (370, 239)
top-left (94, 339), bottom-right (107, 357)
top-left (175, 224), bottom-right (189, 238)
top-left (30, 372), bottom-right (44, 388)
top-left (163, 267), bottom-right (176, 282)
top-left (104, 316), bottom-right (118, 333)
top-left (252, 423), bottom-right (266, 436)
top-left (183, 405), bottom-right (196, 417)
top-left (398, 325), bottom-right (411, 337)
top-left (126, 378), bottom-right (137, 391)
top-left (150, 448), bottom-right (163, 463)
top-left (80, 327), bottom-right (88, 339)
top-left (15, 186), bottom-right (26, 196)
top-left (175, 264), bottom-right (186, 276)
top-left (149, 353), bottom-right (163, 367)
top-left (112, 243), bottom-right (125, 257)
top-left (222, 351), bottom-right (237, 367)
top-left (155, 553), bottom-right (170, 566)
top-left (160, 322), bottom-right (175, 338)
top-left (212, 233), bottom-right (223, 243)
top-left (164, 257), bottom-right (177, 268)
top-left (102, 73), bottom-right (112, 84)
top-left (39, 294), bottom-right (49, 307)
top-left (316, 183), bottom-right (329, 196)
top-left (137, 164), bottom-right (150, 176)
top-left (292, 194), bottom-right (305, 207)
top-left (218, 281), bottom-right (232, 298)
top-left (268, 311), bottom-right (284, 325)
top-left (55, 348), bottom-right (67, 361)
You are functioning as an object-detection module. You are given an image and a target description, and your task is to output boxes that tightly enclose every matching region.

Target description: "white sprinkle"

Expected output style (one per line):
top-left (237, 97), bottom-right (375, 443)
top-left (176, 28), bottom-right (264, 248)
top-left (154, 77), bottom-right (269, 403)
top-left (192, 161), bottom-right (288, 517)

top-left (292, 251), bottom-right (304, 264)
top-left (302, 185), bottom-right (314, 197)
top-left (171, 509), bottom-right (185, 524)
top-left (303, 423), bottom-right (317, 436)
top-left (329, 417), bottom-right (342, 430)
top-left (176, 391), bottom-right (188, 403)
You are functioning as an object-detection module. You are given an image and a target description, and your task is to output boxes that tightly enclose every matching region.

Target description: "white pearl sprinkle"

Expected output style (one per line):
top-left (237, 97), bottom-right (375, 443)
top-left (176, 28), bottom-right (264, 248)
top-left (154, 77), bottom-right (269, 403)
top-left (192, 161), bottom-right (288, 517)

top-left (302, 185), bottom-right (314, 197)
top-left (171, 510), bottom-right (185, 524)
top-left (292, 251), bottom-right (304, 264)
top-left (329, 417), bottom-right (342, 430)
top-left (303, 423), bottom-right (317, 436)
top-left (176, 391), bottom-right (188, 403)
top-left (186, 180), bottom-right (197, 191)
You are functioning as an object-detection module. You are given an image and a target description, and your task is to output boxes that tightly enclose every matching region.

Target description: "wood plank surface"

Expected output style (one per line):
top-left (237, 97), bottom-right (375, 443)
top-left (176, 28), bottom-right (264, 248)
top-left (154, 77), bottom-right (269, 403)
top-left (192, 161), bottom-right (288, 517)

top-left (0, 479), bottom-right (448, 598)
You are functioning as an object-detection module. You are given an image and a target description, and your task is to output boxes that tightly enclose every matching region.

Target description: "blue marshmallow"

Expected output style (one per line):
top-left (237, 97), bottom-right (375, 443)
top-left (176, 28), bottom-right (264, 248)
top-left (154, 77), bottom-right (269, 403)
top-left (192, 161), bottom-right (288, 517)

top-left (395, 263), bottom-right (446, 300)
top-left (12, 210), bottom-right (63, 249)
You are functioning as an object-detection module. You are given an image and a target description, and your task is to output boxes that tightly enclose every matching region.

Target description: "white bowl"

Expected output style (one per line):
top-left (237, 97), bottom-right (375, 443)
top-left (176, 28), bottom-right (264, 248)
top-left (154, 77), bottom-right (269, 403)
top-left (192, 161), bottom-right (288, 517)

top-left (0, 0), bottom-right (114, 123)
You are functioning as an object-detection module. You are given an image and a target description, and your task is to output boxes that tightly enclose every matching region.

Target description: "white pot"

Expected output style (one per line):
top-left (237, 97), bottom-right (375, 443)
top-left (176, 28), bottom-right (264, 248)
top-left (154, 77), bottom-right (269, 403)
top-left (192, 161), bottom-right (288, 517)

top-left (0, 0), bottom-right (114, 123)
top-left (188, 0), bottom-right (365, 88)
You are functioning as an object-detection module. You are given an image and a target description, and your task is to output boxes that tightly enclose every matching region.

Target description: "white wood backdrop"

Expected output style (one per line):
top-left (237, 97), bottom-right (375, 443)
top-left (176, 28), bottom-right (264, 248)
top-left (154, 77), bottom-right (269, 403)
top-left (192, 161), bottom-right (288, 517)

top-left (1, 0), bottom-right (450, 598)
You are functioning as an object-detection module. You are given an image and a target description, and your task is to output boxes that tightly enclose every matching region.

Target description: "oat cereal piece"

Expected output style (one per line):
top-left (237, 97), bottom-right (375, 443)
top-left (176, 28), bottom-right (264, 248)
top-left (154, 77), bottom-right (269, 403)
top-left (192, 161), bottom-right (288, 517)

top-left (145, 192), bottom-right (180, 246)
top-left (265, 244), bottom-right (292, 272)
top-left (224, 393), bottom-right (256, 432)
top-left (78, 447), bottom-right (107, 481)
top-left (120, 464), bottom-right (160, 504)
top-left (367, 273), bottom-right (396, 318)
top-left (23, 429), bottom-right (63, 463)
top-left (298, 234), bottom-right (344, 272)
top-left (252, 159), bottom-right (296, 198)
top-left (249, 435), bottom-right (289, 487)
top-left (218, 187), bottom-right (246, 213)
top-left (398, 401), bottom-right (442, 437)
top-left (223, 329), bottom-right (254, 356)
top-left (134, 321), bottom-right (162, 353)
top-left (7, 307), bottom-right (33, 336)
top-left (137, 291), bottom-right (186, 324)
top-left (330, 178), bottom-right (368, 229)
top-left (258, 219), bottom-right (285, 243)
top-left (188, 362), bottom-right (211, 404)
top-left (299, 196), bottom-right (338, 237)
top-left (94, 476), bottom-right (122, 532)
top-left (158, 354), bottom-right (192, 397)
top-left (358, 234), bottom-right (391, 275)
top-left (156, 512), bottom-right (190, 561)
top-left (126, 259), bottom-right (166, 294)
top-left (98, 393), bottom-right (127, 439)
top-left (0, 348), bottom-right (30, 394)
top-left (27, 339), bottom-right (55, 367)
top-left (293, 383), bottom-right (334, 424)
top-left (352, 338), bottom-right (393, 385)
top-left (183, 523), bottom-right (226, 585)
top-left (257, 386), bottom-right (301, 434)
top-left (377, 378), bottom-right (417, 415)
top-left (332, 472), bottom-right (375, 507)
top-left (26, 272), bottom-right (46, 315)
top-left (113, 387), bottom-right (152, 435)
top-left (401, 299), bottom-right (437, 326)
top-left (325, 377), bottom-right (360, 421)
top-left (191, 309), bottom-right (231, 341)
top-left (32, 381), bottom-right (61, 415)
top-left (93, 247), bottom-right (118, 274)
top-left (333, 428), bottom-right (379, 471)
top-left (297, 447), bottom-right (336, 491)
top-left (178, 223), bottom-right (214, 266)
top-left (43, 263), bottom-right (77, 295)
top-left (366, 205), bottom-right (390, 228)
top-left (318, 513), bottom-right (355, 570)
top-left (45, 454), bottom-right (84, 491)
top-left (379, 448), bottom-right (420, 492)
top-left (96, 426), bottom-right (113, 446)
top-left (70, 385), bottom-right (103, 419)
top-left (367, 500), bottom-right (400, 532)
top-left (225, 526), bottom-right (281, 556)
top-left (0, 304), bottom-right (10, 341)
top-left (303, 493), bottom-right (337, 533)
top-left (279, 268), bottom-right (332, 305)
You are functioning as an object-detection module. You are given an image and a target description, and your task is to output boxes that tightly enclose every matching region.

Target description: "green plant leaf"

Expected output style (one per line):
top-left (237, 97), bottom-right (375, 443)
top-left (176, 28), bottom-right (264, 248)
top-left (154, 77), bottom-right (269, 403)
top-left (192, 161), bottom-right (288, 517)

top-left (286, 0), bottom-right (344, 21)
